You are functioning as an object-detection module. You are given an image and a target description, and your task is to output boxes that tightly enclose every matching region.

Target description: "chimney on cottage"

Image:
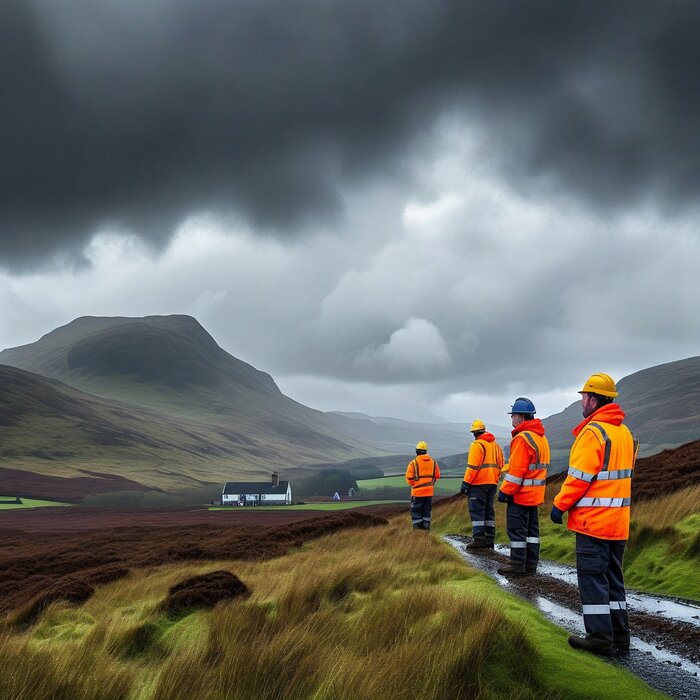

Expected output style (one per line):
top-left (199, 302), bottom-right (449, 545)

top-left (271, 472), bottom-right (279, 488)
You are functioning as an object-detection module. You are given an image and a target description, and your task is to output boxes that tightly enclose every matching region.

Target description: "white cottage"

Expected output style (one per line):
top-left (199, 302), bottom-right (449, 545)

top-left (221, 472), bottom-right (292, 506)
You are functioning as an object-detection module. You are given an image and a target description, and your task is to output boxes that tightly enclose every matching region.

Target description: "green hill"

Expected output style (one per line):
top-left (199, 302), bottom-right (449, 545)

top-left (0, 316), bottom-right (387, 491)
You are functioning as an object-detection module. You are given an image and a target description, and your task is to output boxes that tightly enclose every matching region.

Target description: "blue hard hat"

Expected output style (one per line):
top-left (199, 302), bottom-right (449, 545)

top-left (507, 397), bottom-right (536, 415)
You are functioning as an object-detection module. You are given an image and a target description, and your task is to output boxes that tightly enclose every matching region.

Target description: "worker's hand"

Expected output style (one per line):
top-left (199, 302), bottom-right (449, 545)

top-left (550, 505), bottom-right (564, 524)
top-left (459, 481), bottom-right (471, 495)
top-left (497, 490), bottom-right (509, 504)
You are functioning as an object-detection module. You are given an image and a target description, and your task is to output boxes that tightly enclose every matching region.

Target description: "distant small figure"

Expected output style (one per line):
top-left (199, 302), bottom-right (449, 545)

top-left (405, 440), bottom-right (440, 530)
top-left (348, 487), bottom-right (355, 497)
top-left (333, 491), bottom-right (340, 501)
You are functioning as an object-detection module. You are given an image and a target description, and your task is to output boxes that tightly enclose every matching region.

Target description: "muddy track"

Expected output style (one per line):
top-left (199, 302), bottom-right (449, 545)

top-left (446, 535), bottom-right (700, 700)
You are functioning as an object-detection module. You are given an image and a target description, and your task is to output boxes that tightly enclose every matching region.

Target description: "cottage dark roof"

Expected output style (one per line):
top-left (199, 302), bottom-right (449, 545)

top-left (223, 481), bottom-right (290, 495)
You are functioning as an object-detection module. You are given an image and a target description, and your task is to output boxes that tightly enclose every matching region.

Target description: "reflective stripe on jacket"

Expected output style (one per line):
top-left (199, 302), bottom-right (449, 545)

top-left (463, 432), bottom-right (505, 486)
top-left (500, 419), bottom-right (550, 506)
top-left (405, 454), bottom-right (441, 497)
top-left (553, 403), bottom-right (637, 540)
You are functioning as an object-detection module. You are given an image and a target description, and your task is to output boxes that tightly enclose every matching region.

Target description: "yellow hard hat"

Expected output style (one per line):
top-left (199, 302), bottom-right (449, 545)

top-left (470, 419), bottom-right (486, 432)
top-left (415, 440), bottom-right (428, 451)
top-left (579, 372), bottom-right (618, 398)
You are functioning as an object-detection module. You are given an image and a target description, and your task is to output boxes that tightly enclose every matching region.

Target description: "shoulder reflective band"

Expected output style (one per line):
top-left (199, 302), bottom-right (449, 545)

top-left (575, 497), bottom-right (631, 507)
top-left (504, 473), bottom-right (523, 485)
top-left (582, 604), bottom-right (611, 615)
top-left (521, 478), bottom-right (546, 486)
top-left (567, 467), bottom-right (596, 482)
top-left (595, 469), bottom-right (633, 480)
top-left (589, 422), bottom-right (612, 471)
top-left (412, 459), bottom-right (418, 481)
top-left (520, 431), bottom-right (540, 464)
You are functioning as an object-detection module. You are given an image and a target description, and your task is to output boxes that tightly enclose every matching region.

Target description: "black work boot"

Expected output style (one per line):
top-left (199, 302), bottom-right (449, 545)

top-left (484, 538), bottom-right (495, 550)
top-left (497, 563), bottom-right (526, 575)
top-left (467, 537), bottom-right (489, 550)
top-left (567, 634), bottom-right (613, 656)
top-left (613, 634), bottom-right (631, 652)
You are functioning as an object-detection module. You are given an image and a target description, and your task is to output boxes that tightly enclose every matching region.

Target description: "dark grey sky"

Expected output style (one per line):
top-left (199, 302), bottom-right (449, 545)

top-left (3, 1), bottom-right (700, 263)
top-left (1, 1), bottom-right (699, 423)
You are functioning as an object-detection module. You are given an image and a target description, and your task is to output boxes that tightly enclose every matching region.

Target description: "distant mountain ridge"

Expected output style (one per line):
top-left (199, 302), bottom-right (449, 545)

top-left (1, 316), bottom-right (697, 493)
top-left (1, 315), bottom-right (279, 401)
top-left (326, 411), bottom-right (510, 456)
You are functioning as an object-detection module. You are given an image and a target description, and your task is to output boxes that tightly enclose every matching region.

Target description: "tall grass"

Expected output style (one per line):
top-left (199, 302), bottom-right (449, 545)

top-left (630, 484), bottom-right (700, 530)
top-left (0, 519), bottom-right (661, 699)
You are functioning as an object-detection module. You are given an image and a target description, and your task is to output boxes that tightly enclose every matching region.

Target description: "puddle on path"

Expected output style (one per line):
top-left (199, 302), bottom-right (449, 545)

top-left (493, 544), bottom-right (700, 628)
top-left (447, 536), bottom-right (700, 700)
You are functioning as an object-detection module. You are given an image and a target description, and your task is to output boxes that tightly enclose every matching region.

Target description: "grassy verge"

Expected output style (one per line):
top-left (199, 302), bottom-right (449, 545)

top-left (209, 499), bottom-right (406, 511)
top-left (0, 517), bottom-right (661, 699)
top-left (0, 497), bottom-right (72, 510)
top-left (432, 482), bottom-right (700, 600)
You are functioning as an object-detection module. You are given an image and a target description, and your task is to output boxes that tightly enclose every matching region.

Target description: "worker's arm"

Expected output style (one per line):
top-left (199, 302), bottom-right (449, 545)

top-left (405, 460), bottom-right (417, 487)
top-left (463, 442), bottom-right (485, 485)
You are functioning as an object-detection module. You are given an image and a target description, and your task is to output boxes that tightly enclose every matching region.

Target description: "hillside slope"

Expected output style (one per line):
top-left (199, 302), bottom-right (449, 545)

top-left (0, 364), bottom-right (379, 491)
top-left (0, 317), bottom-right (390, 490)
top-left (632, 438), bottom-right (700, 500)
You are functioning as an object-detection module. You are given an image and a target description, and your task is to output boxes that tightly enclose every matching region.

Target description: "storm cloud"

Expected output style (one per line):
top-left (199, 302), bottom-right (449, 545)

top-left (2, 1), bottom-right (699, 424)
top-left (3, 1), bottom-right (700, 266)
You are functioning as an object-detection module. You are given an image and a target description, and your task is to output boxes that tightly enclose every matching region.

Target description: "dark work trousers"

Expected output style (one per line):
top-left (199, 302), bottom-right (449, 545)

top-left (410, 495), bottom-right (433, 529)
top-left (506, 502), bottom-right (540, 571)
top-left (575, 533), bottom-right (629, 643)
top-left (468, 484), bottom-right (497, 544)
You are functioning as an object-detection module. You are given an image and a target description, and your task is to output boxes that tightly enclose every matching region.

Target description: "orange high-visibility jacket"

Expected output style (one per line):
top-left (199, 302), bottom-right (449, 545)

top-left (500, 419), bottom-right (550, 506)
top-left (553, 404), bottom-right (637, 540)
top-left (463, 433), bottom-right (505, 486)
top-left (405, 454), bottom-right (441, 497)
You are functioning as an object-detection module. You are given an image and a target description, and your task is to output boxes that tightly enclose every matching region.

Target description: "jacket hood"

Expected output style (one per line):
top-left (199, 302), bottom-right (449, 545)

top-left (478, 432), bottom-right (496, 443)
top-left (512, 418), bottom-right (545, 438)
top-left (572, 403), bottom-right (626, 437)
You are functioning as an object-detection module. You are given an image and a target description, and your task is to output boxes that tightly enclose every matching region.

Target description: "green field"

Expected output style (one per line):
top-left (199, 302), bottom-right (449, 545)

top-left (357, 475), bottom-right (463, 494)
top-left (0, 497), bottom-right (72, 510)
top-left (210, 499), bottom-right (406, 512)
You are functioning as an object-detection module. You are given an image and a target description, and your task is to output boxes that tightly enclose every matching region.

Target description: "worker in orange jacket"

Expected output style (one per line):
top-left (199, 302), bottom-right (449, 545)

top-left (497, 397), bottom-right (550, 575)
top-left (405, 440), bottom-right (441, 530)
top-left (551, 373), bottom-right (638, 655)
top-left (460, 419), bottom-right (505, 549)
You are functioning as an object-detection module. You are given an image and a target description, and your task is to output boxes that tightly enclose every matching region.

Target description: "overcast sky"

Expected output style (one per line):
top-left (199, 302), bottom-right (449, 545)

top-left (1, 1), bottom-right (699, 425)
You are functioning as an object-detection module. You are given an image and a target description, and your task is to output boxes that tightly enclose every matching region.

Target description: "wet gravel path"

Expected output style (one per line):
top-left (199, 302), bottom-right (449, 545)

top-left (446, 535), bottom-right (700, 700)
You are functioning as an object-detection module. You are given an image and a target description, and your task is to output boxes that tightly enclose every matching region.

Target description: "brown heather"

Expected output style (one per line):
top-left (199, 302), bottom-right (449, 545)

top-left (0, 519), bottom-right (548, 700)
